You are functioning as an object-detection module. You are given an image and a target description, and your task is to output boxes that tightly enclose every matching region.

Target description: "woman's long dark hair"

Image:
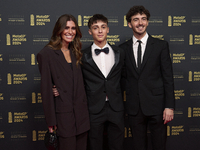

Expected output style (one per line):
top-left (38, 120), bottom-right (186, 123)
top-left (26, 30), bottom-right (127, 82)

top-left (47, 14), bottom-right (82, 65)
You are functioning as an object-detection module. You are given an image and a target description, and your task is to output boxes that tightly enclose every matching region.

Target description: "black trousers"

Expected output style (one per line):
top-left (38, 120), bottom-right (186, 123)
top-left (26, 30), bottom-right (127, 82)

top-left (58, 131), bottom-right (88, 150)
top-left (128, 107), bottom-right (167, 150)
top-left (88, 101), bottom-right (124, 150)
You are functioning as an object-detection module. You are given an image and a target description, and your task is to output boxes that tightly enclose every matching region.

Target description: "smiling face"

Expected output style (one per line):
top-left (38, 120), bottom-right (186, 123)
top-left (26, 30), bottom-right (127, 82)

top-left (89, 20), bottom-right (109, 47)
top-left (128, 13), bottom-right (149, 39)
top-left (61, 20), bottom-right (76, 45)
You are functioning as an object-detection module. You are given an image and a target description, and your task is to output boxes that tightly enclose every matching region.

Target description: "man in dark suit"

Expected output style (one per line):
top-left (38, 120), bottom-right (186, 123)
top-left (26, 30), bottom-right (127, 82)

top-left (119, 6), bottom-right (175, 150)
top-left (81, 14), bottom-right (125, 150)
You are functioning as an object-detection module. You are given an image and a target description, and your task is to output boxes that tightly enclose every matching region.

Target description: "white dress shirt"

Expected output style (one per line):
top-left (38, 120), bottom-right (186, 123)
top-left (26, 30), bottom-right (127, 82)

top-left (91, 43), bottom-right (115, 78)
top-left (132, 33), bottom-right (149, 67)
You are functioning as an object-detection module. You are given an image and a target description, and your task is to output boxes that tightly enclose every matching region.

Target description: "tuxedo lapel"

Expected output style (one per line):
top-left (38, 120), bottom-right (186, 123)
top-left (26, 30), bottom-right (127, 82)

top-left (127, 39), bottom-right (138, 73)
top-left (83, 47), bottom-right (104, 76)
top-left (106, 45), bottom-right (120, 78)
top-left (54, 49), bottom-right (73, 79)
top-left (140, 36), bottom-right (154, 72)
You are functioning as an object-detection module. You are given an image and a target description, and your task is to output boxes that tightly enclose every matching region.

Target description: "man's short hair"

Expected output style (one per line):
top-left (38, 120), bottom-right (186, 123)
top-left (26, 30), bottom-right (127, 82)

top-left (126, 5), bottom-right (150, 23)
top-left (88, 14), bottom-right (108, 29)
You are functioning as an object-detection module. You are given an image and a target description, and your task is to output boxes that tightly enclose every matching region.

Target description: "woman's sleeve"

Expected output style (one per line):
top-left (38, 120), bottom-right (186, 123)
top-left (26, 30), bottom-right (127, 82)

top-left (37, 51), bottom-right (57, 126)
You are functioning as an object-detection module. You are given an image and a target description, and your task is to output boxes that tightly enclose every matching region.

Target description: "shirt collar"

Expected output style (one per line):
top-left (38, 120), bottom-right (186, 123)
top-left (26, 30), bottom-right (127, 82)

top-left (132, 32), bottom-right (149, 45)
top-left (92, 42), bottom-right (109, 50)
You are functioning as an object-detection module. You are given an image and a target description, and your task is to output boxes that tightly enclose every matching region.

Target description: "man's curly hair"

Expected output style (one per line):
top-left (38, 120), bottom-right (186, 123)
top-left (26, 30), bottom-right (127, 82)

top-left (126, 5), bottom-right (150, 23)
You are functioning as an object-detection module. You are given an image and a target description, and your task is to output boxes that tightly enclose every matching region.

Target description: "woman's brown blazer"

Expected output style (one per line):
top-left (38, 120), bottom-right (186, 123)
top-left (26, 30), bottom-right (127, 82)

top-left (37, 46), bottom-right (90, 137)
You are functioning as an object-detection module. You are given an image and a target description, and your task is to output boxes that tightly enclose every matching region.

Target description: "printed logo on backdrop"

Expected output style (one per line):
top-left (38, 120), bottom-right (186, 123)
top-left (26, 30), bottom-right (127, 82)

top-left (152, 35), bottom-right (164, 40)
top-left (191, 53), bottom-right (200, 63)
top-left (0, 132), bottom-right (5, 139)
top-left (8, 15), bottom-right (25, 25)
top-left (174, 90), bottom-right (185, 100)
top-left (166, 126), bottom-right (184, 136)
top-left (167, 126), bottom-right (171, 136)
top-left (107, 35), bottom-right (120, 45)
top-left (168, 16), bottom-right (186, 27)
top-left (81, 35), bottom-right (93, 46)
top-left (188, 107), bottom-right (200, 118)
top-left (9, 54), bottom-right (25, 65)
top-left (8, 112), bottom-right (28, 123)
top-left (170, 35), bottom-right (184, 45)
top-left (189, 34), bottom-right (200, 45)
top-left (33, 74), bottom-right (41, 84)
top-left (191, 16), bottom-right (200, 26)
top-left (0, 54), bottom-right (3, 62)
top-left (6, 34), bottom-right (27, 46)
top-left (78, 15), bottom-right (92, 26)
top-left (188, 71), bottom-right (200, 82)
top-left (10, 93), bottom-right (26, 103)
top-left (173, 72), bottom-right (184, 81)
top-left (189, 126), bottom-right (200, 135)
top-left (107, 16), bottom-right (119, 26)
top-left (0, 113), bottom-right (2, 123)
top-left (32, 130), bottom-right (47, 141)
top-left (78, 15), bottom-right (82, 26)
top-left (32, 92), bottom-right (42, 103)
top-left (149, 16), bottom-right (163, 26)
top-left (123, 15), bottom-right (127, 27)
top-left (174, 108), bottom-right (184, 118)
top-left (0, 74), bottom-right (2, 84)
top-left (170, 125), bottom-right (184, 136)
top-left (33, 112), bottom-right (45, 122)
top-left (30, 14), bottom-right (50, 26)
top-left (190, 90), bottom-right (200, 99)
top-left (0, 93), bottom-right (3, 101)
top-left (7, 73), bottom-right (28, 85)
top-left (31, 54), bottom-right (36, 65)
top-left (11, 131), bottom-right (27, 141)
top-left (33, 35), bottom-right (49, 45)
top-left (172, 53), bottom-right (185, 64)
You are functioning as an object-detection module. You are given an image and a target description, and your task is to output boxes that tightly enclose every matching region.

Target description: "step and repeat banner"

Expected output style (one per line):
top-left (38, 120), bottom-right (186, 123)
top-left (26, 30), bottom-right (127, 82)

top-left (0, 0), bottom-right (200, 149)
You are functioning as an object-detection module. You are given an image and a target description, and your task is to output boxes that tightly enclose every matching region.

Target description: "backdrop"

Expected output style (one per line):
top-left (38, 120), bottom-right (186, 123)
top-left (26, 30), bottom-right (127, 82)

top-left (1, 0), bottom-right (200, 150)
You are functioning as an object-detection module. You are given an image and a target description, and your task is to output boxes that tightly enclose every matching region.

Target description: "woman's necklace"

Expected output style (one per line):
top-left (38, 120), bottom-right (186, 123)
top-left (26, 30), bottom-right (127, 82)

top-left (61, 48), bottom-right (69, 51)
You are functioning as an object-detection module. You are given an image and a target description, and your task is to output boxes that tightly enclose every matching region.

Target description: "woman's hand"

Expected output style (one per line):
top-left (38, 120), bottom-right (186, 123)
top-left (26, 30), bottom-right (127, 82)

top-left (52, 85), bottom-right (60, 97)
top-left (48, 125), bottom-right (57, 133)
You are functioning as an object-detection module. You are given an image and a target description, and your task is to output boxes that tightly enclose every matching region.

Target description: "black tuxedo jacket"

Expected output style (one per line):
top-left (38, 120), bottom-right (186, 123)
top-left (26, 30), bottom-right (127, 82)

top-left (37, 46), bottom-right (90, 137)
top-left (81, 44), bottom-right (125, 114)
top-left (119, 35), bottom-right (175, 116)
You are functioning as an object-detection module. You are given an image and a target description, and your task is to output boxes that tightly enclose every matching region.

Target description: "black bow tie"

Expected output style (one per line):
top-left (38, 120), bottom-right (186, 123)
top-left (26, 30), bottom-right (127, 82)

top-left (95, 47), bottom-right (109, 55)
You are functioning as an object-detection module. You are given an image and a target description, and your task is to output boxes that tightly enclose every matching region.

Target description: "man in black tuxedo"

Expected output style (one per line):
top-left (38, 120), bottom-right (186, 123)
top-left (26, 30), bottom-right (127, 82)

top-left (81, 14), bottom-right (125, 150)
top-left (119, 6), bottom-right (175, 150)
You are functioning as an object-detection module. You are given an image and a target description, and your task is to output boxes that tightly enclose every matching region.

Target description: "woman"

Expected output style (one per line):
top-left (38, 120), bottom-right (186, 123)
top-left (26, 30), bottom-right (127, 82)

top-left (37, 14), bottom-right (90, 150)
